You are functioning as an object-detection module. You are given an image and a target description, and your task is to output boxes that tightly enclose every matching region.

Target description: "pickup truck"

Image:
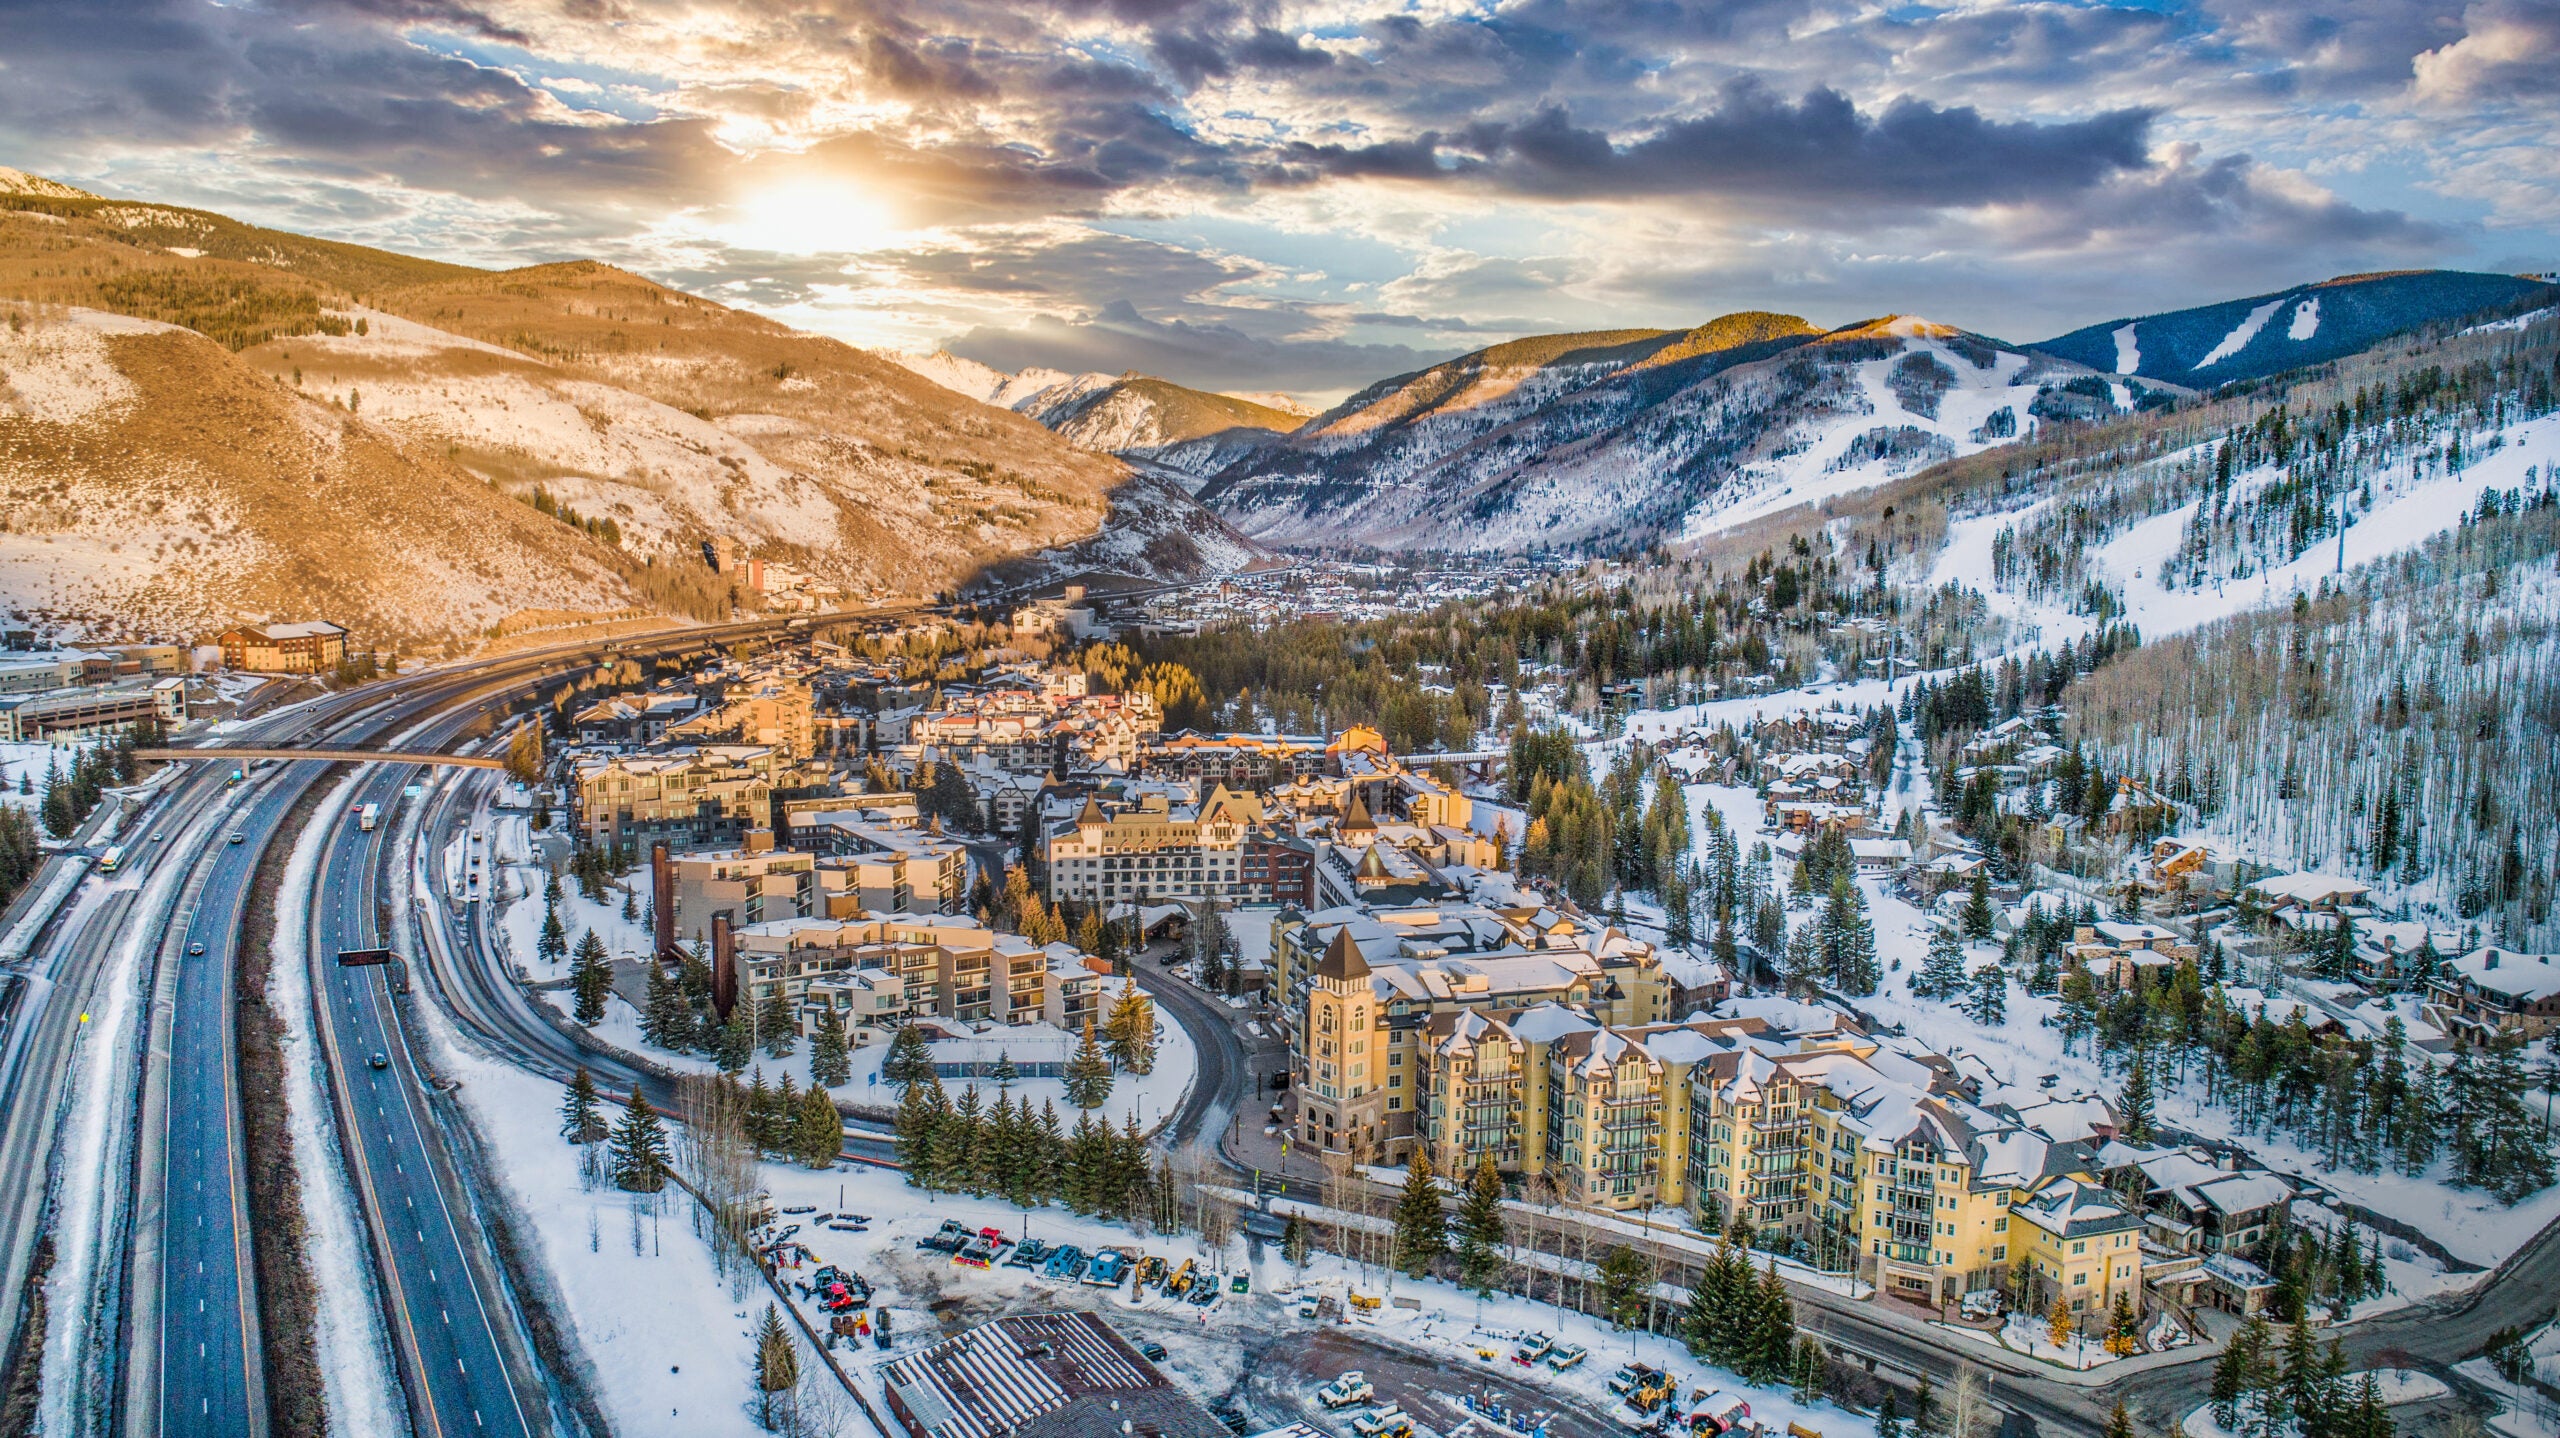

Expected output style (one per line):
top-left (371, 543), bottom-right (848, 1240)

top-left (1514, 1333), bottom-right (1554, 1364)
top-left (1351, 1406), bottom-right (1409, 1437)
top-left (1545, 1342), bottom-right (1588, 1372)
top-left (1315, 1372), bottom-right (1373, 1409)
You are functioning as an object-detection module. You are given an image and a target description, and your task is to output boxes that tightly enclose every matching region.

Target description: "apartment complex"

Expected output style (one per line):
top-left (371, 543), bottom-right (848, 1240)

top-left (1294, 926), bottom-right (2154, 1313)
top-left (571, 744), bottom-right (792, 848)
top-left (218, 620), bottom-right (349, 674)
top-left (727, 913), bottom-right (1104, 1040)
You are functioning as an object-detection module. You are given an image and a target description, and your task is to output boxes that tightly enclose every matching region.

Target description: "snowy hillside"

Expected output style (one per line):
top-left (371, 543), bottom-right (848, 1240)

top-left (2034, 270), bottom-right (2554, 389)
top-left (1195, 314), bottom-right (2130, 553)
top-left (1680, 321), bottom-right (2100, 538)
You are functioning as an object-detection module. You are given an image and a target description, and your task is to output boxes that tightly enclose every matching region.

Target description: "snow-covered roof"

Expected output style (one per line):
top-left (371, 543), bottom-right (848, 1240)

top-left (2248, 872), bottom-right (2372, 907)
top-left (2446, 946), bottom-right (2560, 1002)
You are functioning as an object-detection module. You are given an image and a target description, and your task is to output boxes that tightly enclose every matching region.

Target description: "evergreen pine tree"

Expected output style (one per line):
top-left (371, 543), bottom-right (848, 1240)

top-left (712, 1008), bottom-right (753, 1074)
top-left (798, 1086), bottom-right (841, 1169)
top-left (895, 1074), bottom-right (948, 1180)
top-left (1876, 1394), bottom-right (1903, 1438)
top-left (746, 1069), bottom-right (776, 1154)
top-left (758, 989), bottom-right (796, 1059)
top-left (538, 902), bottom-right (568, 967)
top-left (1911, 1374), bottom-right (1940, 1438)
top-left (571, 929), bottom-right (612, 1025)
top-left (607, 1088), bottom-right (670, 1191)
top-left (1966, 961), bottom-right (2009, 1025)
top-left (809, 1007), bottom-right (851, 1088)
top-left (950, 1086), bottom-right (989, 1195)
top-left (1962, 867), bottom-right (1998, 940)
top-left (559, 1066), bottom-right (604, 1143)
top-left (1064, 1019), bottom-right (1114, 1109)
top-left (1918, 924), bottom-right (1970, 1000)
top-left (1392, 1148), bottom-right (1447, 1277)
top-left (1455, 1154), bottom-right (1506, 1293)
top-left (2119, 1053), bottom-right (2156, 1142)
top-left (1104, 986), bottom-right (1157, 1074)
top-left (1746, 1262), bottom-right (1795, 1384)
top-left (882, 1023), bottom-right (935, 1090)
top-left (754, 1304), bottom-right (799, 1428)
top-left (2104, 1401), bottom-right (2134, 1438)
top-left (640, 959), bottom-right (693, 1049)
top-left (1820, 874), bottom-right (1880, 995)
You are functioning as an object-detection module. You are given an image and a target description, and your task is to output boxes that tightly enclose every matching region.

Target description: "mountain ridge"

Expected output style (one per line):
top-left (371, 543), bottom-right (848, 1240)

top-left (0, 175), bottom-right (1263, 644)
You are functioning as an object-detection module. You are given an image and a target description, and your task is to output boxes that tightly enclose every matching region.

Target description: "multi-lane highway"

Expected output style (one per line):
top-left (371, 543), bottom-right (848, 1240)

top-left (311, 755), bottom-right (537, 1438)
top-left (106, 610), bottom-right (892, 1437)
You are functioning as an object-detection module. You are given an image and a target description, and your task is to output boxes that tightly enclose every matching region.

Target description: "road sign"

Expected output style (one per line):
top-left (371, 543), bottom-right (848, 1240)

top-left (336, 947), bottom-right (394, 967)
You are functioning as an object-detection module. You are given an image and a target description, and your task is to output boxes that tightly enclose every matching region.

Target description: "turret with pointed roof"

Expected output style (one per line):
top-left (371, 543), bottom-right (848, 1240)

top-left (1313, 925), bottom-right (1371, 983)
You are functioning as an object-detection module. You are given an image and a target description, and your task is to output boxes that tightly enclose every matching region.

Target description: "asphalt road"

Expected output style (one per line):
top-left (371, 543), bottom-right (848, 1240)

top-left (155, 771), bottom-right (308, 1437)
top-left (312, 759), bottom-right (537, 1438)
top-left (1127, 963), bottom-right (1248, 1156)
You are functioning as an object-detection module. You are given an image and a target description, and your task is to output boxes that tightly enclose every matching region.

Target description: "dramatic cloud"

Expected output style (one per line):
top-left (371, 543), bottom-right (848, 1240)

top-left (0, 0), bottom-right (2543, 392)
top-left (2412, 1), bottom-right (2560, 107)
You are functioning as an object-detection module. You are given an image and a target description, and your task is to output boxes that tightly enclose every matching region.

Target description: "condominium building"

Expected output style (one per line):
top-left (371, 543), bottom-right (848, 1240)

top-left (727, 914), bottom-right (1103, 1037)
top-left (571, 745), bottom-right (787, 848)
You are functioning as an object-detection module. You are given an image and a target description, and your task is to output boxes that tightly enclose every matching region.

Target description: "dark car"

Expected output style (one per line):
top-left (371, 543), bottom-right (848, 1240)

top-left (188, 942), bottom-right (206, 956)
top-left (227, 832), bottom-right (245, 845)
top-left (1138, 1342), bottom-right (1169, 1363)
top-left (367, 1053), bottom-right (389, 1070)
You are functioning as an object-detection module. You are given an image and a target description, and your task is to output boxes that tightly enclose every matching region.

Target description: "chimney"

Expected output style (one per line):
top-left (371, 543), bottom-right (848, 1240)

top-left (745, 827), bottom-right (775, 855)
top-left (651, 842), bottom-right (675, 960)
top-left (711, 912), bottom-right (738, 1019)
top-left (2487, 950), bottom-right (2501, 970)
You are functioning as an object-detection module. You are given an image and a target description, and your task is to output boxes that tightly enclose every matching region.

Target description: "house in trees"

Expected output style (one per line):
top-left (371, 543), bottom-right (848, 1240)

top-left (2427, 946), bottom-right (2560, 1039)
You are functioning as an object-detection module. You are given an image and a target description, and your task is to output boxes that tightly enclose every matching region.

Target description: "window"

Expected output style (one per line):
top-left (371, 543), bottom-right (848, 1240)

top-left (1994, 1217), bottom-right (2008, 1232)
top-left (2071, 1240), bottom-right (2086, 1255)
top-left (2072, 1273), bottom-right (2088, 1286)
top-left (1992, 1246), bottom-right (2006, 1262)
top-left (1387, 1096), bottom-right (1401, 1111)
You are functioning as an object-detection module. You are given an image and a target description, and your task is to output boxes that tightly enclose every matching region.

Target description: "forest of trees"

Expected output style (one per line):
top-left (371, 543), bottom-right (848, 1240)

top-left (2075, 496), bottom-right (2560, 949)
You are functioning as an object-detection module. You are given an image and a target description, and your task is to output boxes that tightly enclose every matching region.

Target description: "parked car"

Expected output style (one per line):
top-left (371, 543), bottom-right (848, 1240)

top-left (1138, 1342), bottom-right (1169, 1362)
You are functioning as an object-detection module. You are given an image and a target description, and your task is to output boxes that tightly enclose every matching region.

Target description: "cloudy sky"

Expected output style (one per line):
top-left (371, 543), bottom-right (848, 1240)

top-left (3, 0), bottom-right (2553, 399)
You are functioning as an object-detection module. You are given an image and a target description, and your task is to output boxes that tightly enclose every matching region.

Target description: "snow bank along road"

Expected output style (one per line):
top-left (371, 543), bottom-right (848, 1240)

top-left (13, 602), bottom-right (926, 1438)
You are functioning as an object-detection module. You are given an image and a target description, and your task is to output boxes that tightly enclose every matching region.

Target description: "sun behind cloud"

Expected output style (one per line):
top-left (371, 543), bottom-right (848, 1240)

top-left (726, 176), bottom-right (905, 257)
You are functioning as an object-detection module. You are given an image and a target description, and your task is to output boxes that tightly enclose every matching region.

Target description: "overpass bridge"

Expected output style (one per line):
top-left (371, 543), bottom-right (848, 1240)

top-left (137, 747), bottom-right (507, 771)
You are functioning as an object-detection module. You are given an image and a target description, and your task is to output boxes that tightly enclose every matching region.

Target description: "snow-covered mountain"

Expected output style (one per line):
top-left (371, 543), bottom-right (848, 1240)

top-left (2032, 270), bottom-right (2555, 389)
top-left (887, 354), bottom-right (1308, 479)
top-left (1188, 313), bottom-right (2133, 552)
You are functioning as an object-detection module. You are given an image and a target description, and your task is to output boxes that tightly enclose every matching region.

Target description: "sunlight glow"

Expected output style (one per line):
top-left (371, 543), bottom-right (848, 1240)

top-left (729, 179), bottom-right (903, 256)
